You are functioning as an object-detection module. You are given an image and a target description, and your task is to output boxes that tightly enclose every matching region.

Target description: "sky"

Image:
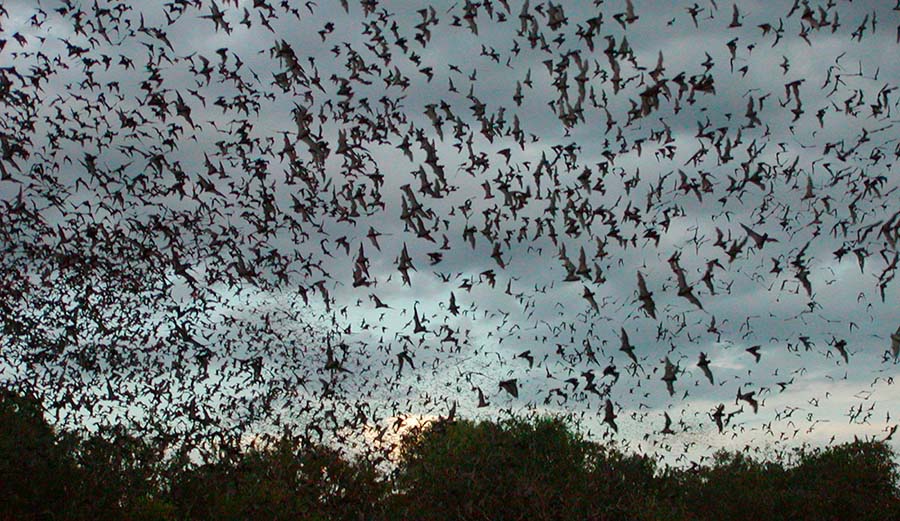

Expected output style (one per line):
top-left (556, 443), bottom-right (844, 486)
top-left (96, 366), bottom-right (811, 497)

top-left (0, 0), bottom-right (898, 465)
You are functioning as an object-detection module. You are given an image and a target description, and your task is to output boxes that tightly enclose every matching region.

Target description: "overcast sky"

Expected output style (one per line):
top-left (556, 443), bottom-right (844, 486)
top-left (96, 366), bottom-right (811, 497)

top-left (1, 0), bottom-right (898, 463)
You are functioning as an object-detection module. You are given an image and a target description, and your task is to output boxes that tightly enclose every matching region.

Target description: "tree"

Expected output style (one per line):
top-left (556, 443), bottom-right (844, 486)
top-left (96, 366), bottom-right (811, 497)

top-left (0, 390), bottom-right (79, 520)
top-left (789, 440), bottom-right (900, 521)
top-left (674, 450), bottom-right (792, 521)
top-left (3, 399), bottom-right (898, 520)
top-left (391, 417), bottom-right (604, 520)
top-left (69, 425), bottom-right (174, 521)
top-left (583, 442), bottom-right (676, 520)
top-left (169, 435), bottom-right (384, 520)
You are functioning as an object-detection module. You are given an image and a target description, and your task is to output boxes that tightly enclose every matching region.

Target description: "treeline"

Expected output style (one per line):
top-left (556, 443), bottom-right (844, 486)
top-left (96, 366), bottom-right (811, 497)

top-left (3, 390), bottom-right (899, 520)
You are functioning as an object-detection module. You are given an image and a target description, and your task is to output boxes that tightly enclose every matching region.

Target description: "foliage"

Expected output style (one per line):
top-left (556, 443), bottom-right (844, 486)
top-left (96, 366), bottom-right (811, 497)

top-left (672, 450), bottom-right (794, 521)
top-left (0, 390), bottom-right (79, 520)
top-left (788, 440), bottom-right (900, 521)
top-left (68, 424), bottom-right (170, 520)
top-left (1, 391), bottom-right (898, 520)
top-left (168, 436), bottom-right (385, 521)
top-left (390, 417), bottom-right (598, 520)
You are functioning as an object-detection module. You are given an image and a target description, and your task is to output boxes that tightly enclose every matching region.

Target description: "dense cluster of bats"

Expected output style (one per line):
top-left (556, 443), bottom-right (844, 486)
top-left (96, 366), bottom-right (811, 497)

top-left (1, 0), bottom-right (898, 465)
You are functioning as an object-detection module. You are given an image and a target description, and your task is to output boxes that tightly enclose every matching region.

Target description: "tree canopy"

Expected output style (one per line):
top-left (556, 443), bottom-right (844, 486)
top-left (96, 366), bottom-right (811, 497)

top-left (3, 391), bottom-right (898, 520)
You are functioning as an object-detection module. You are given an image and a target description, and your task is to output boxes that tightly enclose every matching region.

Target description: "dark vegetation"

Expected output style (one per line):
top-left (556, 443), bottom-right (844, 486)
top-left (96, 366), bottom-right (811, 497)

top-left (3, 390), bottom-right (898, 521)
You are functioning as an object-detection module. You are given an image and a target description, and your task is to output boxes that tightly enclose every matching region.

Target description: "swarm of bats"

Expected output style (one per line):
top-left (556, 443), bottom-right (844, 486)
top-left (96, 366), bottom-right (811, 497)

top-left (0, 0), bottom-right (898, 465)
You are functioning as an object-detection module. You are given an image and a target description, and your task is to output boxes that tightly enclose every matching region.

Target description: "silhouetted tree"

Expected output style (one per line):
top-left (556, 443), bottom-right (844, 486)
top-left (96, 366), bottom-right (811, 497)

top-left (674, 450), bottom-right (792, 521)
top-left (169, 434), bottom-right (384, 520)
top-left (789, 440), bottom-right (900, 521)
top-left (1, 390), bottom-right (79, 520)
top-left (389, 417), bottom-right (661, 520)
top-left (70, 425), bottom-right (173, 520)
top-left (2, 393), bottom-right (899, 521)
